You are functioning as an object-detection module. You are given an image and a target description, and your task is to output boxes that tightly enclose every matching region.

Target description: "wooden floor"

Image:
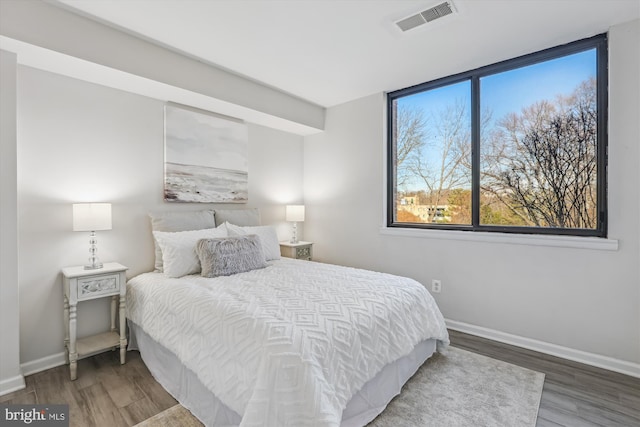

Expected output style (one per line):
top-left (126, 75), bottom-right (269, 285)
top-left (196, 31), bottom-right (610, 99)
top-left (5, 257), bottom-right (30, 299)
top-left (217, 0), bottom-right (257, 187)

top-left (1, 331), bottom-right (639, 426)
top-left (0, 351), bottom-right (177, 426)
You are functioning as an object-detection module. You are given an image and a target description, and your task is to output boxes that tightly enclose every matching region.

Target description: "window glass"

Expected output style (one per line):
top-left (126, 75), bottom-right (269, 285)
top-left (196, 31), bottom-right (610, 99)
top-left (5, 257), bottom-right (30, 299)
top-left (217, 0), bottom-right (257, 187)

top-left (388, 35), bottom-right (606, 237)
top-left (393, 81), bottom-right (471, 225)
top-left (479, 50), bottom-right (598, 229)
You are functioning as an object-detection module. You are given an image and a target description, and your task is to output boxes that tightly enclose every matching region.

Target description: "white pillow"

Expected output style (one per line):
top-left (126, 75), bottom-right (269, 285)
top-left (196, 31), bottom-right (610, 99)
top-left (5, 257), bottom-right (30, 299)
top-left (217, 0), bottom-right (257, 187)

top-left (225, 223), bottom-right (281, 261)
top-left (153, 227), bottom-right (228, 278)
top-left (148, 210), bottom-right (216, 272)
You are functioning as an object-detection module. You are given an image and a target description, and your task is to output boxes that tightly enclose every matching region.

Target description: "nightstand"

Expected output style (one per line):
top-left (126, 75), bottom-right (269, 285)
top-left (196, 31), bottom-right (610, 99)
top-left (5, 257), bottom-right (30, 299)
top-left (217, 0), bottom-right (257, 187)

top-left (280, 241), bottom-right (313, 261)
top-left (61, 262), bottom-right (128, 380)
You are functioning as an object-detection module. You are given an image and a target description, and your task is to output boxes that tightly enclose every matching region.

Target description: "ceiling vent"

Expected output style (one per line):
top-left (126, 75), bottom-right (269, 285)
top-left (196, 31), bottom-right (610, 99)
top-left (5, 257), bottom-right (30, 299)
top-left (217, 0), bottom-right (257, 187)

top-left (395, 1), bottom-right (457, 32)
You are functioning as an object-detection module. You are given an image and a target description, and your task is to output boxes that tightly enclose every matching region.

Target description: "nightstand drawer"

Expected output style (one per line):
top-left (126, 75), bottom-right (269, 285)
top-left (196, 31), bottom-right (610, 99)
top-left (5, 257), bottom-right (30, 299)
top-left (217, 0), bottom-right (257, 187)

top-left (296, 247), bottom-right (311, 259)
top-left (280, 241), bottom-right (313, 260)
top-left (77, 273), bottom-right (120, 301)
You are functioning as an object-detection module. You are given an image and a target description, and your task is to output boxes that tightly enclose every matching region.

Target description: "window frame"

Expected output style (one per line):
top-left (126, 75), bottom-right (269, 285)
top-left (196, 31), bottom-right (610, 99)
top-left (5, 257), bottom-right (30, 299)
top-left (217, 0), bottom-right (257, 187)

top-left (386, 34), bottom-right (608, 238)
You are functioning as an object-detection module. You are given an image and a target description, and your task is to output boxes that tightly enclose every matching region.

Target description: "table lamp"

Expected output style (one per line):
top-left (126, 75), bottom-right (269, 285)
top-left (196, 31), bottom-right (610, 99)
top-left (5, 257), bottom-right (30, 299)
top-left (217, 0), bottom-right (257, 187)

top-left (73, 203), bottom-right (112, 269)
top-left (286, 205), bottom-right (305, 244)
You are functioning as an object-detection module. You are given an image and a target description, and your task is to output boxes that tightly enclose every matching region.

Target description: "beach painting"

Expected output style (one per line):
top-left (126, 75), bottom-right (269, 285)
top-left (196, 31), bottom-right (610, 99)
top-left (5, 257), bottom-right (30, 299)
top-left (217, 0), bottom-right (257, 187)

top-left (164, 104), bottom-right (248, 203)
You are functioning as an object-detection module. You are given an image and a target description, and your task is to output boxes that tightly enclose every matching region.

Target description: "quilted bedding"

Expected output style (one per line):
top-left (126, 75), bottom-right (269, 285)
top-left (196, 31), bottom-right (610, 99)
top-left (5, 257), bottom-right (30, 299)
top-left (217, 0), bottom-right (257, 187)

top-left (127, 258), bottom-right (449, 427)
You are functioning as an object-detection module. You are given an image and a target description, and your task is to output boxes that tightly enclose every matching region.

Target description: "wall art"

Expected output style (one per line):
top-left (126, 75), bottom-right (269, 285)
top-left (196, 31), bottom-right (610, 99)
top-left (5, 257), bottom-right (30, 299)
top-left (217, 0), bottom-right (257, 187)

top-left (164, 104), bottom-right (248, 203)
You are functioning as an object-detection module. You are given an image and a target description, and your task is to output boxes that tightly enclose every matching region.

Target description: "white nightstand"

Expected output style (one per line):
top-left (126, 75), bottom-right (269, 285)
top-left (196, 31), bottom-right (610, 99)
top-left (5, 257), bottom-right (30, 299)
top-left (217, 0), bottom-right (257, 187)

top-left (61, 262), bottom-right (128, 380)
top-left (280, 241), bottom-right (313, 261)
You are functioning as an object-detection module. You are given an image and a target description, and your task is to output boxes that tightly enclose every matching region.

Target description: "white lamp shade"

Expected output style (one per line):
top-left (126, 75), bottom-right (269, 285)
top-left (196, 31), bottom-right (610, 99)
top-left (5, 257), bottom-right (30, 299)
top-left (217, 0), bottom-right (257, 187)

top-left (286, 205), bottom-right (305, 222)
top-left (73, 203), bottom-right (112, 231)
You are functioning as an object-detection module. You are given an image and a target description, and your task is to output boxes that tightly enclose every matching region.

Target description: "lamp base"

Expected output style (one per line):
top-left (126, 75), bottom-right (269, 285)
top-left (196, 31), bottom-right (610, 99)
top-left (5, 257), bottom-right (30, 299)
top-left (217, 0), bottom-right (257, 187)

top-left (84, 231), bottom-right (103, 269)
top-left (290, 222), bottom-right (299, 244)
top-left (84, 261), bottom-right (103, 270)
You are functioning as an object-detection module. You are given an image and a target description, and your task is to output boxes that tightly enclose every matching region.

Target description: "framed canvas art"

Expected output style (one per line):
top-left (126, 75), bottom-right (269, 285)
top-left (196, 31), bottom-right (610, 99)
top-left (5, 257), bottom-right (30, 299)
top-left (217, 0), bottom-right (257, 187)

top-left (164, 103), bottom-right (248, 203)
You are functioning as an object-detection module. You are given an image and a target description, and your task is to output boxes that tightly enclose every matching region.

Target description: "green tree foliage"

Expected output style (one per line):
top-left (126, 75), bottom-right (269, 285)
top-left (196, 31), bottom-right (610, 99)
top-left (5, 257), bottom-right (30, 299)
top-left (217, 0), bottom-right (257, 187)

top-left (447, 188), bottom-right (471, 224)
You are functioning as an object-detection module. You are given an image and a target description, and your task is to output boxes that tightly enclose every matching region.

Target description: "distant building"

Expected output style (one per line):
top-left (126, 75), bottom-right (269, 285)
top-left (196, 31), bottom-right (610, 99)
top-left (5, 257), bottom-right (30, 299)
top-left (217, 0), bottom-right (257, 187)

top-left (400, 195), bottom-right (419, 205)
top-left (397, 198), bottom-right (450, 223)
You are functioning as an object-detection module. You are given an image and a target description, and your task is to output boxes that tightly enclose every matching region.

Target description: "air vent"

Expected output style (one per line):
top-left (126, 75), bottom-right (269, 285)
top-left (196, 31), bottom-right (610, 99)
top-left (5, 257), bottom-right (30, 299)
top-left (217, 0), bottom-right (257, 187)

top-left (395, 1), bottom-right (457, 32)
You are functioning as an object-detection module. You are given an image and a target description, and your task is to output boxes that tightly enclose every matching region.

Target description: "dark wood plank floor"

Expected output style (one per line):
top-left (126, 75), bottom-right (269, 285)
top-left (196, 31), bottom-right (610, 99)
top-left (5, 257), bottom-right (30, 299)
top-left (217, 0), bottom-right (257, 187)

top-left (1, 331), bottom-right (638, 426)
top-left (0, 351), bottom-right (177, 426)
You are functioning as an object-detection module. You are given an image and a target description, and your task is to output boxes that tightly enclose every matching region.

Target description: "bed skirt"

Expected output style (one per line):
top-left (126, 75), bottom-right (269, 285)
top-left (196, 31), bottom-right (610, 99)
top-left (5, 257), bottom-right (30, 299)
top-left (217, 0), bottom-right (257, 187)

top-left (129, 321), bottom-right (436, 427)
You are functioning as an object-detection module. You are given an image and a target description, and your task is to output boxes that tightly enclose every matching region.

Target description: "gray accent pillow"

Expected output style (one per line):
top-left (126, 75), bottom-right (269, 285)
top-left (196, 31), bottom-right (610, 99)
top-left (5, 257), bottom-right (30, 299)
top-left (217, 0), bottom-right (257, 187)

top-left (196, 235), bottom-right (267, 278)
top-left (149, 210), bottom-right (216, 272)
top-left (213, 208), bottom-right (261, 227)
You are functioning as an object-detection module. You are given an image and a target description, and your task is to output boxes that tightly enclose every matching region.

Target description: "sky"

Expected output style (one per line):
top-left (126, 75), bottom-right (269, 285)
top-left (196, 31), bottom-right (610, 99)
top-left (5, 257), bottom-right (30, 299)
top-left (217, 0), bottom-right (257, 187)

top-left (398, 48), bottom-right (596, 126)
top-left (481, 49), bottom-right (596, 125)
top-left (395, 48), bottom-right (597, 192)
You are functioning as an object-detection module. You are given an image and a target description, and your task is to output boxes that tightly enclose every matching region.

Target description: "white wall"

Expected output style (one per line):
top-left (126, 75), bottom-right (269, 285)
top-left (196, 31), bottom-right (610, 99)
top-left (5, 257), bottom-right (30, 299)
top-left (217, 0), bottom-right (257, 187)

top-left (16, 66), bottom-right (304, 368)
top-left (0, 50), bottom-right (25, 395)
top-left (304, 19), bottom-right (640, 369)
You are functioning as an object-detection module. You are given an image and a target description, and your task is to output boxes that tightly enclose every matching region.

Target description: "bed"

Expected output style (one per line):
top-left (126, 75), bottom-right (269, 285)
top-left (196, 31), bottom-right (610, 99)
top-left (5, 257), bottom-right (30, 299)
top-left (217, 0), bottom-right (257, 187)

top-left (126, 209), bottom-right (449, 427)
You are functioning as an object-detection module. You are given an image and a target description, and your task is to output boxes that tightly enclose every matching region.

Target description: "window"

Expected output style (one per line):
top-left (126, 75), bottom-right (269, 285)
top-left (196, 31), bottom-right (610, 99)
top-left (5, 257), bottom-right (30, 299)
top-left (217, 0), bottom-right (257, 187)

top-left (387, 34), bottom-right (607, 237)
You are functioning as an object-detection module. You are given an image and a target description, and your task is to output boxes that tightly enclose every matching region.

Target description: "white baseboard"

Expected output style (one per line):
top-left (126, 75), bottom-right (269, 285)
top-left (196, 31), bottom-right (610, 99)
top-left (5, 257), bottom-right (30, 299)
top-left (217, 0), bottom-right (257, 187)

top-left (446, 319), bottom-right (640, 378)
top-left (20, 352), bottom-right (66, 377)
top-left (0, 374), bottom-right (26, 397)
top-left (20, 349), bottom-right (125, 378)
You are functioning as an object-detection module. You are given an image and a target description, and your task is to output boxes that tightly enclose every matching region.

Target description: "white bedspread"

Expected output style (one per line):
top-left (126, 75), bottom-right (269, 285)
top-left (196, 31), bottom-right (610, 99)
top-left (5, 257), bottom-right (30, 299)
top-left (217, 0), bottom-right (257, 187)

top-left (127, 258), bottom-right (449, 427)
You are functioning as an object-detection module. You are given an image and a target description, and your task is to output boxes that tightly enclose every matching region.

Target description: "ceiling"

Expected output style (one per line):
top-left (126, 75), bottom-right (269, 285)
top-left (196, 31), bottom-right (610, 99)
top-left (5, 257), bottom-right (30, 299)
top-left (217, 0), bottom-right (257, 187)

top-left (46, 0), bottom-right (640, 107)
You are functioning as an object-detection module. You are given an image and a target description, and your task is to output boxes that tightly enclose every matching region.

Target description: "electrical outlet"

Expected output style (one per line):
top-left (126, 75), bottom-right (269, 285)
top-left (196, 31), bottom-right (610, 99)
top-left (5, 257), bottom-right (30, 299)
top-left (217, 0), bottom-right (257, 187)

top-left (431, 279), bottom-right (442, 293)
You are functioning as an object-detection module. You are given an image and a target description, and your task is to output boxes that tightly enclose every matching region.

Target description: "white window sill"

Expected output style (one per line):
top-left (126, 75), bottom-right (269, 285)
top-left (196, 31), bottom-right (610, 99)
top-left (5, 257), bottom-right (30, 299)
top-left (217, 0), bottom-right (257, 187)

top-left (379, 226), bottom-right (619, 251)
